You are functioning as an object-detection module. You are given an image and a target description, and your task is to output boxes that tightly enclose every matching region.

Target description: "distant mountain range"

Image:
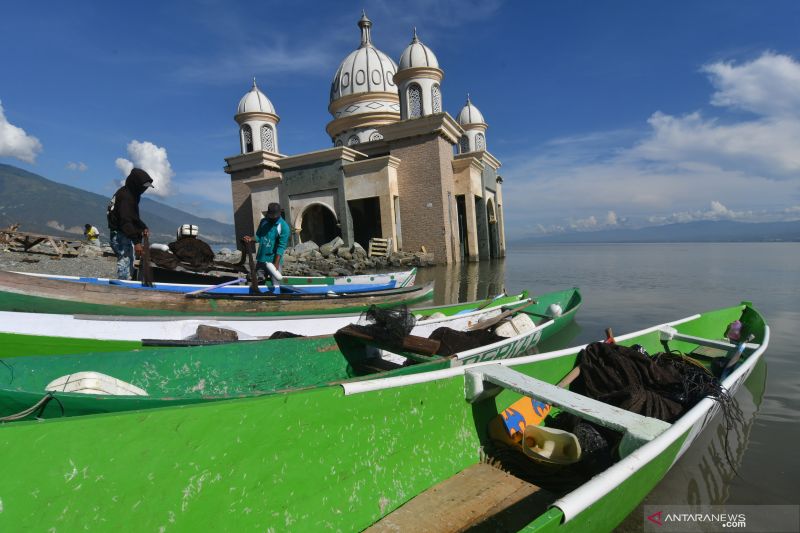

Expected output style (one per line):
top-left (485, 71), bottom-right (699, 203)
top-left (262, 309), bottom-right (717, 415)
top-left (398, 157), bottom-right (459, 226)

top-left (514, 220), bottom-right (800, 244)
top-left (0, 163), bottom-right (234, 243)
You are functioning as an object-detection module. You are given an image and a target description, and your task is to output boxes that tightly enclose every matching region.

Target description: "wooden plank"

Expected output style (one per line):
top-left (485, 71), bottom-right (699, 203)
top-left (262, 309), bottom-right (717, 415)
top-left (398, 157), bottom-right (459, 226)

top-left (337, 325), bottom-right (441, 355)
top-left (366, 463), bottom-right (552, 533)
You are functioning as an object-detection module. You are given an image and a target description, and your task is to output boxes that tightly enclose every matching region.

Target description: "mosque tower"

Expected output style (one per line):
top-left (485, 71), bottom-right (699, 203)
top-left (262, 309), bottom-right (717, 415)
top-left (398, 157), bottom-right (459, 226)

top-left (456, 95), bottom-right (487, 153)
top-left (235, 79), bottom-right (280, 154)
top-left (327, 12), bottom-right (401, 146)
top-left (395, 29), bottom-right (444, 120)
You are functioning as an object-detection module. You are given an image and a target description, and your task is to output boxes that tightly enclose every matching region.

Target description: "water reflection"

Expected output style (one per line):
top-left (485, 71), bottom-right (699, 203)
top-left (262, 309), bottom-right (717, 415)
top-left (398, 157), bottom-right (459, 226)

top-left (414, 259), bottom-right (507, 305)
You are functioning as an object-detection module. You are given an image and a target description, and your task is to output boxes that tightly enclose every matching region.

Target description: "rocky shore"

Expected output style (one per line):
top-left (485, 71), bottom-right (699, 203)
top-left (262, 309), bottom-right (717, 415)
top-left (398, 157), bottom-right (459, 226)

top-left (0, 236), bottom-right (435, 278)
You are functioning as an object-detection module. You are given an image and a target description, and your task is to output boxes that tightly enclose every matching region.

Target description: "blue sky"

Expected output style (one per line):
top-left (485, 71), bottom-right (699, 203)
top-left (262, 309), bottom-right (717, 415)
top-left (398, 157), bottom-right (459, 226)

top-left (1, 0), bottom-right (799, 238)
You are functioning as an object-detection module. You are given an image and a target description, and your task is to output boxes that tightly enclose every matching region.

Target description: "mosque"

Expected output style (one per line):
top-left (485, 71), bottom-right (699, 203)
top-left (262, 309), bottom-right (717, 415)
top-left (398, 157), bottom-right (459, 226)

top-left (223, 13), bottom-right (506, 264)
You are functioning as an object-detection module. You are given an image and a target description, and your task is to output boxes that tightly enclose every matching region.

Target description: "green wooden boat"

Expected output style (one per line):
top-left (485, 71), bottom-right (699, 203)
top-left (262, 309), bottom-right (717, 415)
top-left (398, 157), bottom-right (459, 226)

top-left (0, 290), bottom-right (545, 357)
top-left (0, 289), bottom-right (581, 419)
top-left (0, 302), bottom-right (768, 531)
top-left (0, 269), bottom-right (434, 316)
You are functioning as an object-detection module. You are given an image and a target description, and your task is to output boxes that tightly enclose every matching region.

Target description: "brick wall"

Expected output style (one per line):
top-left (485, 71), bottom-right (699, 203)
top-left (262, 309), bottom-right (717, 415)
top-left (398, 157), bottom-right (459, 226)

top-left (390, 135), bottom-right (460, 264)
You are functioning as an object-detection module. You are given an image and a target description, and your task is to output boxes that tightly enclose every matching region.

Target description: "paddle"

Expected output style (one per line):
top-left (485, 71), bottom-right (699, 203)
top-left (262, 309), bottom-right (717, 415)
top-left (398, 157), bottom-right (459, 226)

top-left (139, 232), bottom-right (154, 288)
top-left (720, 333), bottom-right (755, 380)
top-left (185, 277), bottom-right (246, 297)
top-left (243, 239), bottom-right (261, 295)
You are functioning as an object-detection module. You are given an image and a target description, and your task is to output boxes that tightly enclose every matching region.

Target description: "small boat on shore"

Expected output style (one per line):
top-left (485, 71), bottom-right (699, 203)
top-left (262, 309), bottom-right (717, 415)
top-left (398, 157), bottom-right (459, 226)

top-left (13, 267), bottom-right (418, 290)
top-left (0, 290), bottom-right (560, 357)
top-left (0, 269), bottom-right (434, 316)
top-left (0, 301), bottom-right (768, 531)
top-left (0, 290), bottom-right (580, 419)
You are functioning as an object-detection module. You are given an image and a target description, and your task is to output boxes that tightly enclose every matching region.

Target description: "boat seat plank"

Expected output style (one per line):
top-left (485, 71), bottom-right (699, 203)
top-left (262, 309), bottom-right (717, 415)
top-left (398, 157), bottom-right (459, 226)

top-left (658, 327), bottom-right (760, 351)
top-left (465, 364), bottom-right (671, 457)
top-left (365, 463), bottom-right (553, 533)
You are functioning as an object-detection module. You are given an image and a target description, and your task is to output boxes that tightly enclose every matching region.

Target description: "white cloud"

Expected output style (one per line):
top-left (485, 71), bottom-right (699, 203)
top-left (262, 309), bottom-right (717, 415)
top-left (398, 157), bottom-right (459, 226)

top-left (66, 161), bottom-right (88, 172)
top-left (0, 100), bottom-right (42, 164)
top-left (647, 201), bottom-right (755, 225)
top-left (46, 220), bottom-right (83, 234)
top-left (116, 140), bottom-right (174, 197)
top-left (502, 51), bottom-right (800, 239)
top-left (703, 52), bottom-right (800, 117)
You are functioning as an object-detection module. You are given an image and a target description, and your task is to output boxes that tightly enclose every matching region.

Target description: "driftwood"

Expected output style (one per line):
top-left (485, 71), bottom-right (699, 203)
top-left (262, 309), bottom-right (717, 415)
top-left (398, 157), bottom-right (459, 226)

top-left (0, 226), bottom-right (83, 258)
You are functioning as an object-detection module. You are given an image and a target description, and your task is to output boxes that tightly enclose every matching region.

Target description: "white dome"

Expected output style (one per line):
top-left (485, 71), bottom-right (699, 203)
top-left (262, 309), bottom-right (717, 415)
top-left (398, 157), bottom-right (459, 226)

top-left (457, 95), bottom-right (485, 126)
top-left (237, 79), bottom-right (276, 115)
top-left (330, 13), bottom-right (399, 104)
top-left (398, 29), bottom-right (439, 70)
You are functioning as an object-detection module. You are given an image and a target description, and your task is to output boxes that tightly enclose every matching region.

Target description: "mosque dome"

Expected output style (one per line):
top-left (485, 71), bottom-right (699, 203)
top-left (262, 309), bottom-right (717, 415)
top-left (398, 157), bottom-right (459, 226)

top-left (329, 13), bottom-right (399, 104)
top-left (398, 29), bottom-right (439, 70)
top-left (326, 13), bottom-right (401, 146)
top-left (457, 95), bottom-right (485, 126)
top-left (237, 79), bottom-right (276, 115)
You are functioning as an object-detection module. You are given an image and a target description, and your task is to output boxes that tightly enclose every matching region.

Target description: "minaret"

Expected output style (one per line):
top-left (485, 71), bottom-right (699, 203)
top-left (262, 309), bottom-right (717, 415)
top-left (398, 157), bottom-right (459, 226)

top-left (456, 94), bottom-right (488, 153)
top-left (234, 78), bottom-right (280, 154)
top-left (395, 28), bottom-right (444, 120)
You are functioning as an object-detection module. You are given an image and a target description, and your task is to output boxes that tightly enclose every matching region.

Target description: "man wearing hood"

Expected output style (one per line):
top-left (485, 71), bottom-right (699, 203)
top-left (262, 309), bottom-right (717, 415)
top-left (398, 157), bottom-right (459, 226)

top-left (107, 168), bottom-right (154, 279)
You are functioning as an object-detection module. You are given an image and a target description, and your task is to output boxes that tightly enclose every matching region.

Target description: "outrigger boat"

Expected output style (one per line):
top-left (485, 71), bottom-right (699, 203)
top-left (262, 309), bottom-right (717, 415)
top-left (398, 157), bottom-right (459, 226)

top-left (13, 267), bottom-right (418, 290)
top-left (0, 302), bottom-right (767, 531)
top-left (0, 289), bottom-right (581, 419)
top-left (0, 289), bottom-right (579, 357)
top-left (0, 269), bottom-right (433, 316)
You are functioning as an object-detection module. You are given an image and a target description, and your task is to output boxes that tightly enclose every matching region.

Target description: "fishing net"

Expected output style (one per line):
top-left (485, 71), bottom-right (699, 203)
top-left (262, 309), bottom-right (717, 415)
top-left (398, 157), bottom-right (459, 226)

top-left (574, 341), bottom-right (731, 422)
top-left (347, 305), bottom-right (417, 345)
top-left (428, 327), bottom-right (504, 357)
top-left (575, 341), bottom-right (743, 472)
top-left (268, 331), bottom-right (304, 339)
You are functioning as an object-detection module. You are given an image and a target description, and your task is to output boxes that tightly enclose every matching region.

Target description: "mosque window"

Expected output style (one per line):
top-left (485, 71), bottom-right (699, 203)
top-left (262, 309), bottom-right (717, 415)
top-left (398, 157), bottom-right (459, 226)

top-left (242, 125), bottom-right (253, 153)
top-left (408, 84), bottom-right (422, 118)
top-left (369, 132), bottom-right (383, 141)
top-left (335, 139), bottom-right (343, 147)
top-left (432, 84), bottom-right (442, 113)
top-left (348, 135), bottom-right (360, 146)
top-left (261, 125), bottom-right (275, 152)
top-left (459, 135), bottom-right (470, 154)
top-left (475, 133), bottom-right (486, 151)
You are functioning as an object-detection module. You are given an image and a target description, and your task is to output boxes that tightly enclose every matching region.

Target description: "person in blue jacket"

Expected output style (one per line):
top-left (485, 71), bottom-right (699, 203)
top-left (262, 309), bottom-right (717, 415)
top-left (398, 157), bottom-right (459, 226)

top-left (243, 202), bottom-right (290, 282)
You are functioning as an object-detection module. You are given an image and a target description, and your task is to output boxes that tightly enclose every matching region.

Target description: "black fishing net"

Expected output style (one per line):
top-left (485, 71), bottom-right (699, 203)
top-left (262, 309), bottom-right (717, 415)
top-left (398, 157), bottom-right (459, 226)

top-left (346, 305), bottom-right (417, 345)
top-left (574, 342), bottom-right (729, 423)
top-left (148, 249), bottom-right (179, 269)
top-left (269, 331), bottom-right (304, 340)
top-left (575, 341), bottom-right (743, 472)
top-left (428, 327), bottom-right (504, 357)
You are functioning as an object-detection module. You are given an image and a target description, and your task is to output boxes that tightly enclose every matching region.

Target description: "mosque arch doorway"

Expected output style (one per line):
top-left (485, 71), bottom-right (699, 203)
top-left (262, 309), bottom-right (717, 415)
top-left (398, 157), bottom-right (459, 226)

top-left (299, 203), bottom-right (340, 245)
top-left (487, 199), bottom-right (499, 258)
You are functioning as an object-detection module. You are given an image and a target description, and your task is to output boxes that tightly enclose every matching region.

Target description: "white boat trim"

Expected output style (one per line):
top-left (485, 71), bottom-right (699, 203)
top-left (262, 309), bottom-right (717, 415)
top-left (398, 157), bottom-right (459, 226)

top-left (341, 314), bottom-right (700, 395)
top-left (0, 298), bottom-right (531, 342)
top-left (11, 268), bottom-right (416, 288)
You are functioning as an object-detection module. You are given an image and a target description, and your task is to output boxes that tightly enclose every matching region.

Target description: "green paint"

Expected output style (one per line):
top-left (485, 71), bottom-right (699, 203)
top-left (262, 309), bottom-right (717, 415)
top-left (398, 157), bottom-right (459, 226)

top-left (0, 332), bottom-right (143, 358)
top-left (0, 300), bottom-right (763, 532)
top-left (0, 289), bottom-right (580, 420)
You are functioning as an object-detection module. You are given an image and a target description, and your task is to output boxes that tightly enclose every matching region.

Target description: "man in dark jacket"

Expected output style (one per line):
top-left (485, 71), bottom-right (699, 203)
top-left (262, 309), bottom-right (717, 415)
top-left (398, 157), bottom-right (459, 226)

top-left (107, 168), bottom-right (154, 279)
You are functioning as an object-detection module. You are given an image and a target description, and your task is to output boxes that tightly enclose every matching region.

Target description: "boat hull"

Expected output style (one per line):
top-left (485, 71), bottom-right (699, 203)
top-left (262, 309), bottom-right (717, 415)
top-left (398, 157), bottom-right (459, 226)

top-left (0, 270), bottom-right (433, 316)
top-left (0, 290), bottom-right (582, 418)
top-left (0, 290), bottom-right (552, 356)
top-left (0, 303), bottom-right (767, 532)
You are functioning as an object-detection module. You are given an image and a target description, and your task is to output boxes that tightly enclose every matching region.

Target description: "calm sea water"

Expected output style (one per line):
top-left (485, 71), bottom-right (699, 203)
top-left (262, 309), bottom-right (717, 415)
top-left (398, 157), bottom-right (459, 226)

top-left (414, 242), bottom-right (799, 530)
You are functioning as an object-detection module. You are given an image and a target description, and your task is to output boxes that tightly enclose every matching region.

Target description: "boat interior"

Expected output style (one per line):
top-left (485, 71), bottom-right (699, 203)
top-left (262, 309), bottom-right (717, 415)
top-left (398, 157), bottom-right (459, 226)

top-left (366, 305), bottom-right (764, 531)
